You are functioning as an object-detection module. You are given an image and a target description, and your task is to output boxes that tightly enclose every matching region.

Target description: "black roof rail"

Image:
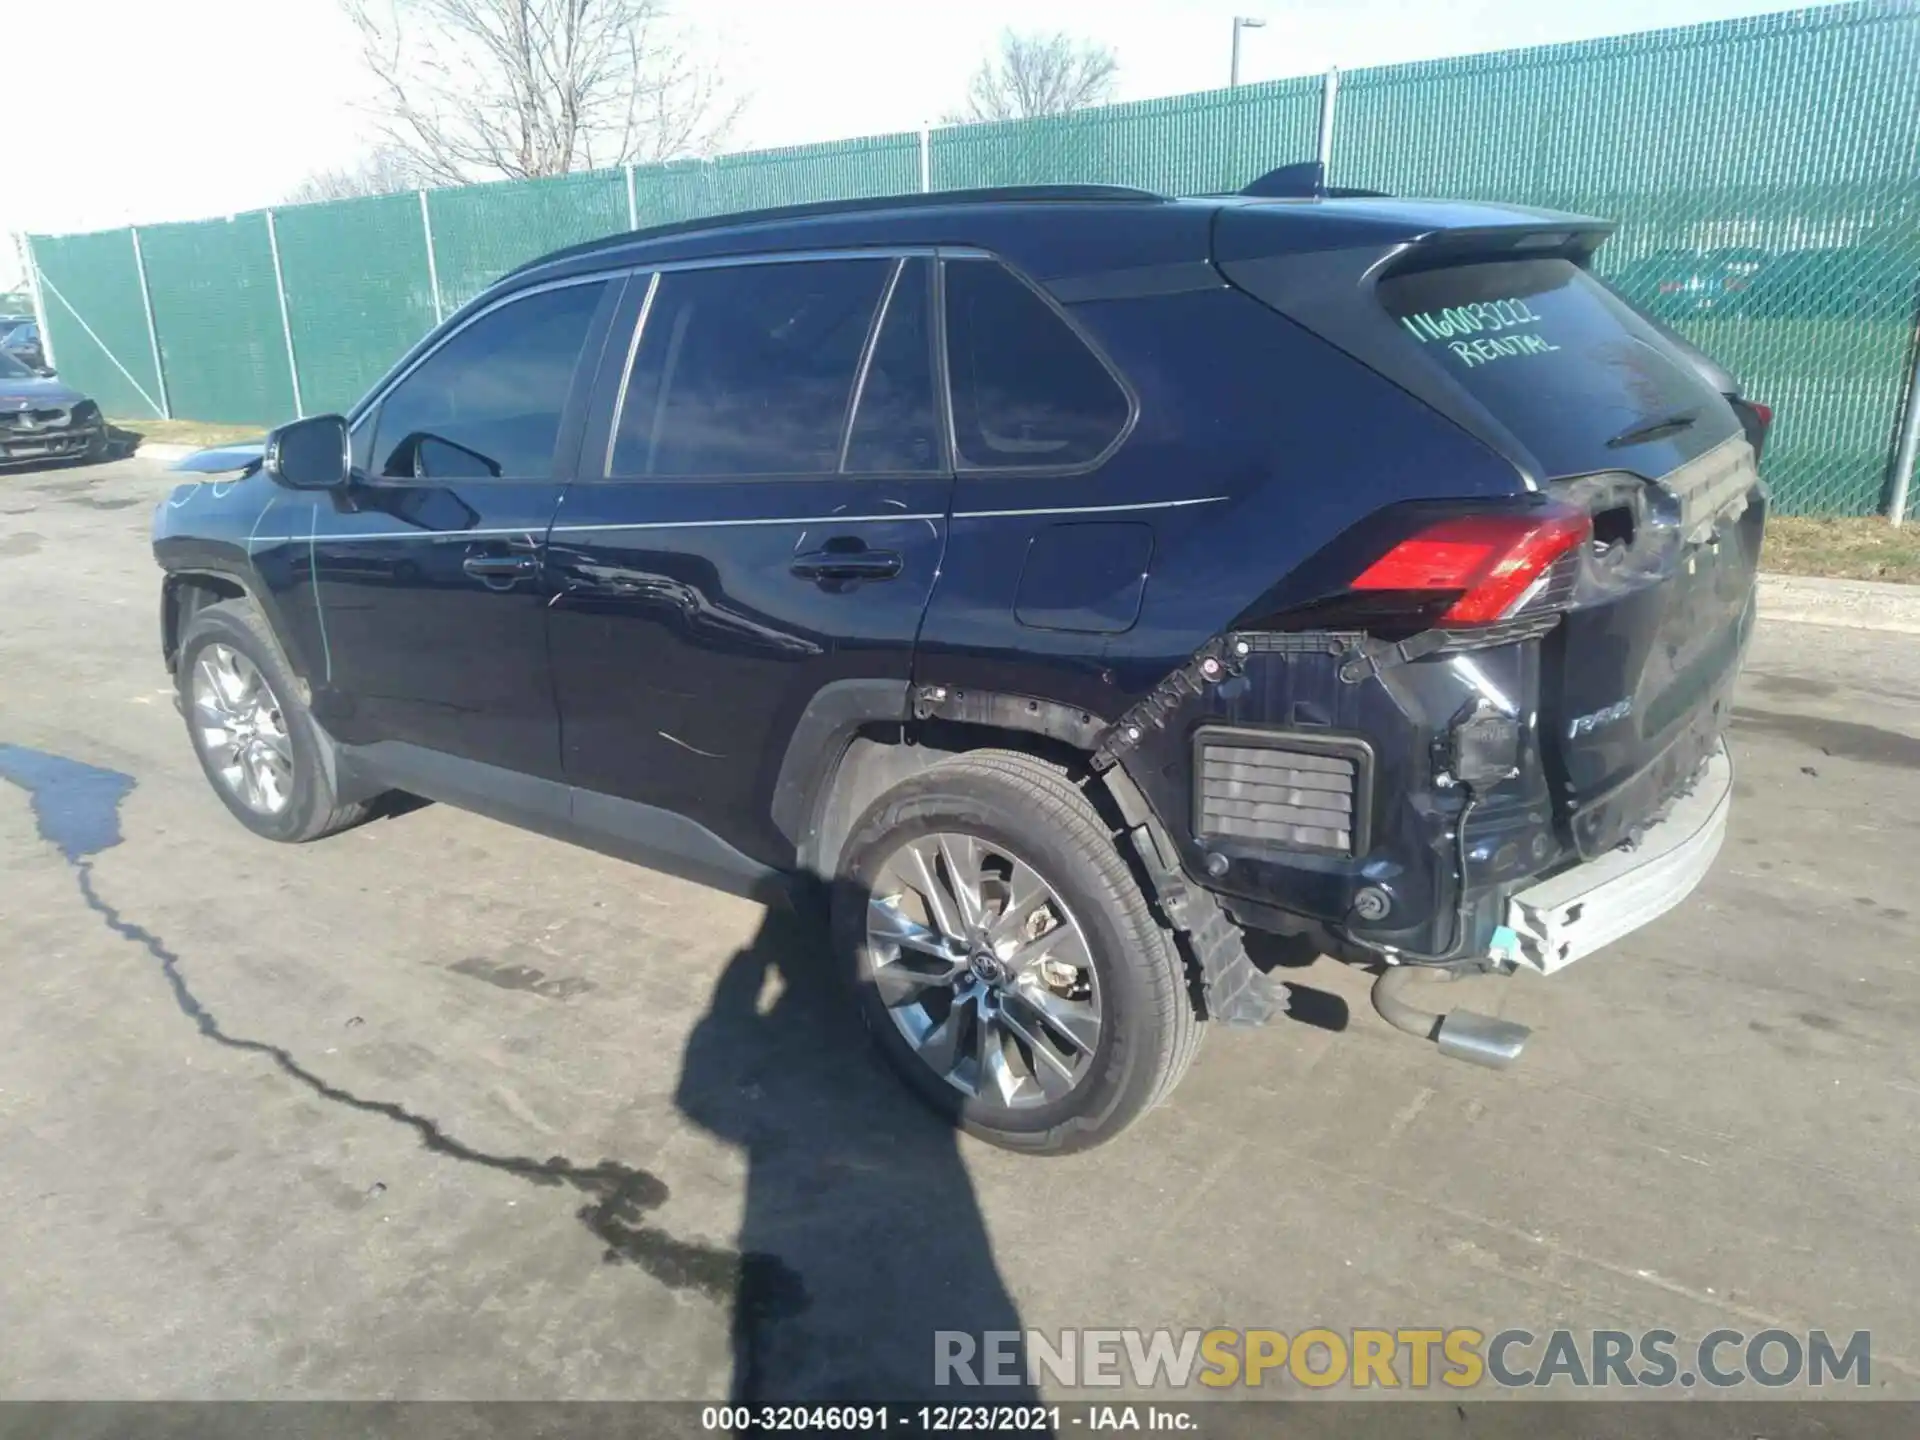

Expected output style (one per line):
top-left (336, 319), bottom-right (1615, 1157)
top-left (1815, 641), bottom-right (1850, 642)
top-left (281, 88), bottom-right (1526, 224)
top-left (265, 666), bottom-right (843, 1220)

top-left (1241, 160), bottom-right (1391, 200)
top-left (505, 183), bottom-right (1168, 281)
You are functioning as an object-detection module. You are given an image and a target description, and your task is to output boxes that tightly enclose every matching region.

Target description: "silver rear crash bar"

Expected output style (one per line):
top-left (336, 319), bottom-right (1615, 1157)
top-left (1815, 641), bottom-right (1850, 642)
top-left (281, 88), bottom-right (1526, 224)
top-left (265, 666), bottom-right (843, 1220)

top-left (1369, 741), bottom-right (1734, 1068)
top-left (1506, 742), bottom-right (1733, 975)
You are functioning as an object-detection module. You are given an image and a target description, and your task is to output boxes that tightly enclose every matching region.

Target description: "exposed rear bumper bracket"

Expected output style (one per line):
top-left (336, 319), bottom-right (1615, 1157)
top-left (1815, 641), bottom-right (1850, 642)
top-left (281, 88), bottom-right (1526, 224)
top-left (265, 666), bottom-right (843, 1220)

top-left (1506, 742), bottom-right (1733, 974)
top-left (1092, 630), bottom-right (1347, 771)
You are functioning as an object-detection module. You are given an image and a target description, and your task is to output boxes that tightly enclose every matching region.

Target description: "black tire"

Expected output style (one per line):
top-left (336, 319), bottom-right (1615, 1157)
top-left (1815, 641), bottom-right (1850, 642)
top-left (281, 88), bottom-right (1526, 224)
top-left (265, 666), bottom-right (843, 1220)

top-left (833, 749), bottom-right (1203, 1154)
top-left (176, 598), bottom-right (372, 843)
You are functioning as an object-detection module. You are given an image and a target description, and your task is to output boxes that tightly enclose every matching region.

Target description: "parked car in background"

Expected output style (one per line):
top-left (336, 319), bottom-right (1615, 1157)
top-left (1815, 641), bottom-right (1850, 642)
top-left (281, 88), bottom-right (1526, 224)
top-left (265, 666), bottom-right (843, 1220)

top-left (152, 178), bottom-right (1767, 1152)
top-left (1606, 247), bottom-right (1769, 319)
top-left (0, 320), bottom-right (47, 372)
top-left (1738, 245), bottom-right (1917, 321)
top-left (1609, 244), bottom-right (1915, 323)
top-left (0, 348), bottom-right (107, 466)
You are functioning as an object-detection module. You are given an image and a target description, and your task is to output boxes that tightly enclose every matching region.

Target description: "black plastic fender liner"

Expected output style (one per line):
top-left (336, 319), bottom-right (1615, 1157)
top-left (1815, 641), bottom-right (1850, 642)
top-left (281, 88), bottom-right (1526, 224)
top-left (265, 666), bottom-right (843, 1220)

top-left (1099, 763), bottom-right (1283, 1028)
top-left (911, 684), bottom-right (1108, 750)
top-left (161, 566), bottom-right (316, 688)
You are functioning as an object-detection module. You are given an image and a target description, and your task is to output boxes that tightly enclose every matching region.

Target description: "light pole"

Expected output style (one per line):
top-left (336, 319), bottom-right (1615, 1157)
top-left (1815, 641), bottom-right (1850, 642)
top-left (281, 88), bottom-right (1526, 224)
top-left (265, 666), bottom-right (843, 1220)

top-left (1231, 16), bottom-right (1266, 88)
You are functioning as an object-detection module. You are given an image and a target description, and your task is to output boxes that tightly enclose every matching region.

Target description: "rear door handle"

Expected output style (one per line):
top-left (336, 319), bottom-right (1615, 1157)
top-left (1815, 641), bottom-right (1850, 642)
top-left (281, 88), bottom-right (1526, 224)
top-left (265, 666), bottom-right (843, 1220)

top-left (463, 554), bottom-right (537, 579)
top-left (790, 547), bottom-right (903, 582)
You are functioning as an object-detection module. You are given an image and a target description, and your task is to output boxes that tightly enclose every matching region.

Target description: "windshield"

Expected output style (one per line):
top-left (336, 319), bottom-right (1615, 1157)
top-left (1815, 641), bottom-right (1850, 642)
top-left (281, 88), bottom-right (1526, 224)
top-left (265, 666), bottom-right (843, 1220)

top-left (1377, 257), bottom-right (1737, 478)
top-left (0, 349), bottom-right (33, 380)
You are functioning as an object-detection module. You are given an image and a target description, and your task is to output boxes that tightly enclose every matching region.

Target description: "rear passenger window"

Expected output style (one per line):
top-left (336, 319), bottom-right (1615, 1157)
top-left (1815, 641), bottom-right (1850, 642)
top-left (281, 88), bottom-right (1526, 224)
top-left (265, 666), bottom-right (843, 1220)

top-left (370, 280), bottom-right (606, 479)
top-left (612, 259), bottom-right (890, 477)
top-left (845, 258), bottom-right (940, 473)
top-left (944, 259), bottom-right (1130, 471)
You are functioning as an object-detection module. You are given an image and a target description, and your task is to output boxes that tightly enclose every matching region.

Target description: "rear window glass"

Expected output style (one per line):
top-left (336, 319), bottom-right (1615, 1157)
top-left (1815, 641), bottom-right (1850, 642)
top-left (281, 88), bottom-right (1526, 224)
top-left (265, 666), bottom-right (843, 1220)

top-left (945, 259), bottom-right (1130, 471)
top-left (1377, 258), bottom-right (1732, 476)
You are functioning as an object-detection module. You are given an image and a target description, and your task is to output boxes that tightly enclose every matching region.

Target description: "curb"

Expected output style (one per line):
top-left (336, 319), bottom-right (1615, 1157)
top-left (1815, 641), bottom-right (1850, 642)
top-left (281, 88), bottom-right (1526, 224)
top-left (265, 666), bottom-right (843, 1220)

top-left (1758, 574), bottom-right (1920, 635)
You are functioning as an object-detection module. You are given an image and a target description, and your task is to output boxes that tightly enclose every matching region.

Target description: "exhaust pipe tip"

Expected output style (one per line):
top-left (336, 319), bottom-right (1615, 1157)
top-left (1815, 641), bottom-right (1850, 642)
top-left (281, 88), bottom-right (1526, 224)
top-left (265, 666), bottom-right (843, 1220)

top-left (1371, 965), bottom-right (1530, 1069)
top-left (1434, 1009), bottom-right (1530, 1069)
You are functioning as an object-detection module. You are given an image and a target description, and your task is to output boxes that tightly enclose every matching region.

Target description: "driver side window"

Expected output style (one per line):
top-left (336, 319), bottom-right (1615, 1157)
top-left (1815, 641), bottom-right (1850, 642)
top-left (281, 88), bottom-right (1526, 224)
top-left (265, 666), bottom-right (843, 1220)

top-left (368, 279), bottom-right (607, 480)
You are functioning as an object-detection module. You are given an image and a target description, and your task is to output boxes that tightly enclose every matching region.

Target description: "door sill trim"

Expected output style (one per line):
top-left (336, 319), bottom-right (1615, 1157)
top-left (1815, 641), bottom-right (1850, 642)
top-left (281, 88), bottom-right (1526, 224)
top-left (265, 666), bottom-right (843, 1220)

top-left (340, 740), bottom-right (795, 906)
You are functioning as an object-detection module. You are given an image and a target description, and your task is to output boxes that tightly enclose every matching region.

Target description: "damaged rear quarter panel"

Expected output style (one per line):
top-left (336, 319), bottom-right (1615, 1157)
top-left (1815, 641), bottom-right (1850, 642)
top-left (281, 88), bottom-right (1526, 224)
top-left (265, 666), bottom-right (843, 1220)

top-left (1103, 631), bottom-right (1561, 954)
top-left (917, 285), bottom-right (1544, 947)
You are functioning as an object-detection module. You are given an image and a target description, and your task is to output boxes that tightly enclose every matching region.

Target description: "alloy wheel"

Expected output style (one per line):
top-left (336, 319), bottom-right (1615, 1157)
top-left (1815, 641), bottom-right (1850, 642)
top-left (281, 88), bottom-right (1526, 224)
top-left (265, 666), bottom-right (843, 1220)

top-left (867, 832), bottom-right (1103, 1108)
top-left (191, 643), bottom-right (294, 816)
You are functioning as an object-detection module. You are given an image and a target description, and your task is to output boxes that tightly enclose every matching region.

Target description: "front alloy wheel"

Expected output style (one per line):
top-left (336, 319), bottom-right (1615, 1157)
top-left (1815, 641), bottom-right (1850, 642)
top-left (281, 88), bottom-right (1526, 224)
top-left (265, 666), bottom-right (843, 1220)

top-left (190, 642), bottom-right (294, 815)
top-left (175, 597), bottom-right (373, 843)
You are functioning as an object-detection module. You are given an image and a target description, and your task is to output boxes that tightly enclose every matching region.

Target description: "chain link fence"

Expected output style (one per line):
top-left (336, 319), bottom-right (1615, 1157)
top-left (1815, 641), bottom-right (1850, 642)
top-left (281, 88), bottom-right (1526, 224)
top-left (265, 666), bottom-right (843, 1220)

top-left (22, 0), bottom-right (1920, 516)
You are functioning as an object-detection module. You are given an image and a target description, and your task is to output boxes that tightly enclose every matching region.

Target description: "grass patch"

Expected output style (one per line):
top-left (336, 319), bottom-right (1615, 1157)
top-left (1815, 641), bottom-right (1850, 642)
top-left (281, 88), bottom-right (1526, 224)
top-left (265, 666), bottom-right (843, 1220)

top-left (1764, 515), bottom-right (1920, 584)
top-left (110, 417), bottom-right (267, 449)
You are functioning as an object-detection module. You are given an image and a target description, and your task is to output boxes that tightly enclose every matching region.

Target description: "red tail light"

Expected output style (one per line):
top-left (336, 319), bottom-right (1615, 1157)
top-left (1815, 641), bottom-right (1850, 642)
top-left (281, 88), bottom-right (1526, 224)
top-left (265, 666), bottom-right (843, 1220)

top-left (1351, 508), bottom-right (1592, 625)
top-left (1733, 397), bottom-right (1772, 459)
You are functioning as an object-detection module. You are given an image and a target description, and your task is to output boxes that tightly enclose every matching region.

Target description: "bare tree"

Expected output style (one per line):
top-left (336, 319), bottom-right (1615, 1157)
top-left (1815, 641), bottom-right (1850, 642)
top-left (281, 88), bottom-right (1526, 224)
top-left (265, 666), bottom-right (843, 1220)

top-left (947, 30), bottom-right (1119, 124)
top-left (286, 146), bottom-right (426, 204)
top-left (345, 0), bottom-right (740, 186)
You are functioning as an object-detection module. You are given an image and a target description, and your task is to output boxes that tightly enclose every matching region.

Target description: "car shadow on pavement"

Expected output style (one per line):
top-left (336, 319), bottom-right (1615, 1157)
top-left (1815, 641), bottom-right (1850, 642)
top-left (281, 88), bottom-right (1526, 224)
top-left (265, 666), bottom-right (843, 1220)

top-left (0, 741), bottom-right (1032, 1406)
top-left (1244, 931), bottom-right (1351, 1033)
top-left (675, 895), bottom-right (1038, 1403)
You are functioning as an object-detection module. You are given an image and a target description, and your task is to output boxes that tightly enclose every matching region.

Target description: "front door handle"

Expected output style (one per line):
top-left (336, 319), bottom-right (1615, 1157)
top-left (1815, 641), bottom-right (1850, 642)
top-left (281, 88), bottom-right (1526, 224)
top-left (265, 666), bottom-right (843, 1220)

top-left (790, 547), bottom-right (903, 582)
top-left (463, 554), bottom-right (537, 580)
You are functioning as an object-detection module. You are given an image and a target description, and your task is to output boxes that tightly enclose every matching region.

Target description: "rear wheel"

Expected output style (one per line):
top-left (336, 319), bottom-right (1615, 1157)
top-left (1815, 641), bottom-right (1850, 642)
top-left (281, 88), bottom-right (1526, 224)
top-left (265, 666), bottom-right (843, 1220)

top-left (834, 750), bottom-right (1202, 1154)
top-left (177, 598), bottom-right (371, 843)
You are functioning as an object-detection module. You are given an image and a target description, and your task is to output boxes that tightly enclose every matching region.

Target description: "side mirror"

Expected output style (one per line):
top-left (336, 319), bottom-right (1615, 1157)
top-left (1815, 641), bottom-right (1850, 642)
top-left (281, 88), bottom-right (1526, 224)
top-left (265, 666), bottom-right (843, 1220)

top-left (264, 414), bottom-right (350, 490)
top-left (32, 365), bottom-right (54, 378)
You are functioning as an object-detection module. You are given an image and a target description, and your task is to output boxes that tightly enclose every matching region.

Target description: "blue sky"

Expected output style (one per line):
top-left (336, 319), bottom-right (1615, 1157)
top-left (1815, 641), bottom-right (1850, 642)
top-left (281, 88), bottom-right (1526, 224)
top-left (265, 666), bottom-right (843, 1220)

top-left (2, 0), bottom-right (1835, 284)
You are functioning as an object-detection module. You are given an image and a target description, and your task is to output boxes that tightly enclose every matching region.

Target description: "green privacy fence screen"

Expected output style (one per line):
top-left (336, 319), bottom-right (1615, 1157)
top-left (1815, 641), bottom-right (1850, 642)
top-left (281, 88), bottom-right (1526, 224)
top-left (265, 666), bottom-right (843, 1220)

top-left (928, 75), bottom-right (1323, 193)
top-left (23, 1), bottom-right (1920, 517)
top-left (24, 227), bottom-right (164, 420)
top-left (428, 169), bottom-right (630, 314)
top-left (638, 133), bottom-right (924, 224)
top-left (1329, 3), bottom-right (1920, 517)
top-left (135, 214), bottom-right (295, 426)
top-left (272, 191), bottom-right (442, 417)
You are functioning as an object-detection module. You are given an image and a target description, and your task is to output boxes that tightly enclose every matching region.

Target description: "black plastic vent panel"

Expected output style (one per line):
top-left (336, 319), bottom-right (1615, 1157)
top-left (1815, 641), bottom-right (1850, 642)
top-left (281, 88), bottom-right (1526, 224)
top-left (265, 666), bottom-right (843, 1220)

top-left (1193, 727), bottom-right (1372, 856)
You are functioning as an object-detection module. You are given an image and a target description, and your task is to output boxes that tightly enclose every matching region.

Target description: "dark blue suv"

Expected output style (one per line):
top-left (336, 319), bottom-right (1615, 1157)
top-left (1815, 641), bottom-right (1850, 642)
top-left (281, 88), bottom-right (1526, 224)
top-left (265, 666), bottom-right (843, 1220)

top-left (153, 180), bottom-right (1766, 1151)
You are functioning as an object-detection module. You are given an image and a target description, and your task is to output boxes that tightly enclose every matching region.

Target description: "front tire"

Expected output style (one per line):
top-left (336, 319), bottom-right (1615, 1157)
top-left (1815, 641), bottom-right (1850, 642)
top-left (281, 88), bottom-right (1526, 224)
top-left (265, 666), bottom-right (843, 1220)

top-left (833, 749), bottom-right (1203, 1154)
top-left (176, 598), bottom-right (370, 843)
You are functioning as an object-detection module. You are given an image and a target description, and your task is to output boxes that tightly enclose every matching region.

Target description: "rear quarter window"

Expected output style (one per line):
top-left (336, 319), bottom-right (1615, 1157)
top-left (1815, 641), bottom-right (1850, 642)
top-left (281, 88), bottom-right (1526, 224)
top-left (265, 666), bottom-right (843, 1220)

top-left (944, 259), bottom-right (1131, 472)
top-left (1377, 258), bottom-right (1735, 477)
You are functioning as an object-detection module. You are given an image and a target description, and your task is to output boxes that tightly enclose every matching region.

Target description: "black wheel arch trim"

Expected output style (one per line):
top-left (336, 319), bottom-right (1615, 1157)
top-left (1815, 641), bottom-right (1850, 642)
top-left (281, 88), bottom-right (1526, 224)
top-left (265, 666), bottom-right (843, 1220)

top-left (161, 562), bottom-right (317, 688)
top-left (777, 677), bottom-right (1194, 882)
top-left (770, 677), bottom-right (913, 867)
